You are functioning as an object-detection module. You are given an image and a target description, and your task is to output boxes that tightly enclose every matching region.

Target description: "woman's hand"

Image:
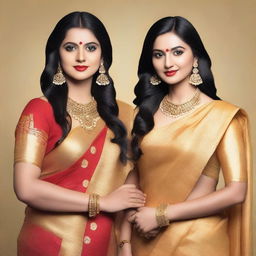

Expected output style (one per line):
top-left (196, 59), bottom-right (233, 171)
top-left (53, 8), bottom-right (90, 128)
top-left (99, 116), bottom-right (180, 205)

top-left (100, 184), bottom-right (146, 212)
top-left (128, 207), bottom-right (158, 235)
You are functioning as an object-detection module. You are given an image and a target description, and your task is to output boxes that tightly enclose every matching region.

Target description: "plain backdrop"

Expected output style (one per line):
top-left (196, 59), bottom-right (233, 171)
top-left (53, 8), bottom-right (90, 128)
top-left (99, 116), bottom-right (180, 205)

top-left (0, 0), bottom-right (255, 255)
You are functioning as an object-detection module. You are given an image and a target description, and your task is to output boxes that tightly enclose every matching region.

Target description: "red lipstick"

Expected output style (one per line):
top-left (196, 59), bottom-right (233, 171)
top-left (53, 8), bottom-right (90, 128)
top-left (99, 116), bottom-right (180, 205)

top-left (74, 65), bottom-right (88, 72)
top-left (164, 70), bottom-right (178, 77)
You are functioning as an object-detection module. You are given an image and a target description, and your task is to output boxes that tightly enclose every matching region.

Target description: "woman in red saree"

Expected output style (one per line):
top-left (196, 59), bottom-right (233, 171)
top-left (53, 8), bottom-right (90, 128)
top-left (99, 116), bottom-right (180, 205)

top-left (119, 17), bottom-right (252, 256)
top-left (14, 12), bottom-right (145, 256)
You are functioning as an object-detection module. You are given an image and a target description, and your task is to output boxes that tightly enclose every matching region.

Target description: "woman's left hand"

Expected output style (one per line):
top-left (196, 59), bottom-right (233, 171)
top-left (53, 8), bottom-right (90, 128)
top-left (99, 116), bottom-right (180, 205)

top-left (128, 207), bottom-right (158, 234)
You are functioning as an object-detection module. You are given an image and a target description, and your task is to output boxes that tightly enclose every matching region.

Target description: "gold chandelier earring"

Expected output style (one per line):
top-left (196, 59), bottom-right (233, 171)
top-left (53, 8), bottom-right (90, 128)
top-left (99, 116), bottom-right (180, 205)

top-left (53, 64), bottom-right (66, 85)
top-left (150, 74), bottom-right (161, 85)
top-left (189, 62), bottom-right (203, 86)
top-left (96, 62), bottom-right (110, 86)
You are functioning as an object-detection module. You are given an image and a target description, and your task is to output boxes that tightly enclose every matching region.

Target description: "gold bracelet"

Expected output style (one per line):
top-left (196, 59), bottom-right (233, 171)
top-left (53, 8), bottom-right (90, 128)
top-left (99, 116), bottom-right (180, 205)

top-left (155, 204), bottom-right (169, 227)
top-left (88, 193), bottom-right (100, 218)
top-left (119, 240), bottom-right (130, 248)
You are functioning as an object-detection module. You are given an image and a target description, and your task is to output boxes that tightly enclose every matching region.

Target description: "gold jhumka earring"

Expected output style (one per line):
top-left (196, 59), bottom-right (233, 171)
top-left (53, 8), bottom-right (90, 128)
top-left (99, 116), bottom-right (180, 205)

top-left (150, 75), bottom-right (161, 85)
top-left (189, 62), bottom-right (203, 86)
top-left (96, 62), bottom-right (110, 86)
top-left (53, 65), bottom-right (66, 85)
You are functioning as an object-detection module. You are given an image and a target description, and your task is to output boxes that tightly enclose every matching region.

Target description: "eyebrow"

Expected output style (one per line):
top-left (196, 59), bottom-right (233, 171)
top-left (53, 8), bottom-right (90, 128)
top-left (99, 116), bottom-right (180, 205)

top-left (153, 46), bottom-right (185, 51)
top-left (63, 41), bottom-right (100, 46)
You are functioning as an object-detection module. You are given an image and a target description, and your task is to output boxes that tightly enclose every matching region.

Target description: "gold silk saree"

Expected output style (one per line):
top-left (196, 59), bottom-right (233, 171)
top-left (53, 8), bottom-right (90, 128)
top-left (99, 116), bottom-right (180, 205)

top-left (131, 100), bottom-right (252, 256)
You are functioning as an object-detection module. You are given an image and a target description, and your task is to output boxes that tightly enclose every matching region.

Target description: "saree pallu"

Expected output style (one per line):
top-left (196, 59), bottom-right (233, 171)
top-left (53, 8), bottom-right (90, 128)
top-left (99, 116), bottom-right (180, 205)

top-left (131, 100), bottom-right (252, 256)
top-left (15, 98), bottom-right (133, 256)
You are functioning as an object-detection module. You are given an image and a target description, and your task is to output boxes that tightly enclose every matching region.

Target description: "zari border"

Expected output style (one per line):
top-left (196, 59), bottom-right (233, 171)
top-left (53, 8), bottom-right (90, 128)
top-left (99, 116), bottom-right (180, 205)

top-left (14, 114), bottom-right (48, 167)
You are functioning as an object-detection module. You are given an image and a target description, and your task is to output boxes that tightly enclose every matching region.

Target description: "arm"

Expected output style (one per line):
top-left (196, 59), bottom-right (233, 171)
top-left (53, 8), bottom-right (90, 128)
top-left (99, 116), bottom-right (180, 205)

top-left (131, 114), bottom-right (248, 233)
top-left (14, 162), bottom-right (145, 213)
top-left (118, 169), bottom-right (145, 256)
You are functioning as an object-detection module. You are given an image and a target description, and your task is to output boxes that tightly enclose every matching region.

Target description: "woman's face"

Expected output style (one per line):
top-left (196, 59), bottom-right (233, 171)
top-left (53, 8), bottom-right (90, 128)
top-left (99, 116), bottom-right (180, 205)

top-left (59, 28), bottom-right (102, 82)
top-left (152, 32), bottom-right (196, 85)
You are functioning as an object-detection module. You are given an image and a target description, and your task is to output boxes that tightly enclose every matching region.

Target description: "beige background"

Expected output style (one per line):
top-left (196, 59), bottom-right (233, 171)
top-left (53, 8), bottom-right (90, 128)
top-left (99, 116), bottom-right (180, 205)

top-left (0, 0), bottom-right (255, 255)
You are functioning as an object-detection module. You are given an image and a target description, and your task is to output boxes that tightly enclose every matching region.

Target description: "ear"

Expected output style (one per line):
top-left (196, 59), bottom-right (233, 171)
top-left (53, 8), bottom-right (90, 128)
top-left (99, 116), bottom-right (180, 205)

top-left (193, 57), bottom-right (198, 66)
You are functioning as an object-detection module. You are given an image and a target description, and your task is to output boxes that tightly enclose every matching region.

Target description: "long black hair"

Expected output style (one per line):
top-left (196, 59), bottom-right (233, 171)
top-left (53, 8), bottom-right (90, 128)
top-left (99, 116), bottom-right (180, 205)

top-left (132, 16), bottom-right (220, 160)
top-left (40, 11), bottom-right (127, 163)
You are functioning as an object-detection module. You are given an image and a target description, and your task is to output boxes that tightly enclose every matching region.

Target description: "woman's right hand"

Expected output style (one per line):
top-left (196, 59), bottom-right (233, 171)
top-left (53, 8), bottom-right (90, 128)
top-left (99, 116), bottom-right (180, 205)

top-left (100, 184), bottom-right (146, 212)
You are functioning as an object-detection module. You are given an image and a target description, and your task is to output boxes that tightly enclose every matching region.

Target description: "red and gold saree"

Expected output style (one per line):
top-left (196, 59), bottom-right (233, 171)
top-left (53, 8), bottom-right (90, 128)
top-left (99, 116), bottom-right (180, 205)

top-left (131, 100), bottom-right (252, 256)
top-left (14, 98), bottom-right (133, 256)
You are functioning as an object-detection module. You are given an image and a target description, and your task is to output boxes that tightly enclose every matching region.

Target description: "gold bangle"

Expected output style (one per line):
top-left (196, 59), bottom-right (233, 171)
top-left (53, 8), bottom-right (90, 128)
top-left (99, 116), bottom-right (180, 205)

top-left (88, 193), bottom-right (100, 218)
top-left (119, 240), bottom-right (130, 248)
top-left (155, 204), bottom-right (169, 228)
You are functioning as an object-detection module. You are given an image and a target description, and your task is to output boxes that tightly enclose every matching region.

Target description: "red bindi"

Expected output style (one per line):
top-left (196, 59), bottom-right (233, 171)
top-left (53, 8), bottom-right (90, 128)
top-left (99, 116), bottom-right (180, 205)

top-left (79, 41), bottom-right (83, 45)
top-left (165, 49), bottom-right (170, 52)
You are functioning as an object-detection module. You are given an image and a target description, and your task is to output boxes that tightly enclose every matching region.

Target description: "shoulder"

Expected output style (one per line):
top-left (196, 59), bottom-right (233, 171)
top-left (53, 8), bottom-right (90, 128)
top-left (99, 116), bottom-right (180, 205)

top-left (19, 97), bottom-right (54, 130)
top-left (117, 100), bottom-right (134, 111)
top-left (213, 100), bottom-right (240, 111)
top-left (116, 100), bottom-right (135, 128)
top-left (22, 97), bottom-right (53, 116)
top-left (213, 100), bottom-right (248, 120)
top-left (117, 100), bottom-right (134, 118)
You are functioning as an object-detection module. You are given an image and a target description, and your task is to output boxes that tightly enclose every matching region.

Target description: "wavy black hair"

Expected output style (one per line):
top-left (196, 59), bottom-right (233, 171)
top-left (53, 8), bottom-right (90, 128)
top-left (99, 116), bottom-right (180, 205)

top-left (132, 16), bottom-right (220, 160)
top-left (40, 11), bottom-right (127, 163)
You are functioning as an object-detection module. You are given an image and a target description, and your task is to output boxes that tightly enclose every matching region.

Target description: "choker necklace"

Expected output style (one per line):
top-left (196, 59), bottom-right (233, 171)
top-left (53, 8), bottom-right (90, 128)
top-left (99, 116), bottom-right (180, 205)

top-left (67, 97), bottom-right (100, 130)
top-left (160, 88), bottom-right (200, 118)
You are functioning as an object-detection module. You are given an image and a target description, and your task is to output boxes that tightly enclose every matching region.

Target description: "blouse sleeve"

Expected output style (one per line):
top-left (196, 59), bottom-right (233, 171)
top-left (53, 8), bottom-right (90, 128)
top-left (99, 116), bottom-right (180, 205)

top-left (216, 111), bottom-right (248, 184)
top-left (14, 98), bottom-right (51, 168)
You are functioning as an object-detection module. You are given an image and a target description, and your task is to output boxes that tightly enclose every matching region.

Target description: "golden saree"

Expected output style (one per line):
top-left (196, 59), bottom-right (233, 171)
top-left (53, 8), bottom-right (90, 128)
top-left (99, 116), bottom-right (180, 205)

top-left (131, 100), bottom-right (252, 256)
top-left (14, 98), bottom-right (134, 256)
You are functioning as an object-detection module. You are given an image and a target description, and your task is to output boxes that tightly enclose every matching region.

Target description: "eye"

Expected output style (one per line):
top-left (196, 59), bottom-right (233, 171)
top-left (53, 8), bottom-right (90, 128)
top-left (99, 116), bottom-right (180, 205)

top-left (153, 51), bottom-right (164, 59)
top-left (64, 44), bottom-right (77, 52)
top-left (173, 49), bottom-right (184, 56)
top-left (86, 44), bottom-right (97, 52)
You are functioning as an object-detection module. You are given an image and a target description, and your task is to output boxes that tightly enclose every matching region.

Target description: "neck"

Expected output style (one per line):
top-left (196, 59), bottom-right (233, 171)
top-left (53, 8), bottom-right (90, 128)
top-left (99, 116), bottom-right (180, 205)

top-left (168, 78), bottom-right (197, 104)
top-left (67, 77), bottom-right (93, 104)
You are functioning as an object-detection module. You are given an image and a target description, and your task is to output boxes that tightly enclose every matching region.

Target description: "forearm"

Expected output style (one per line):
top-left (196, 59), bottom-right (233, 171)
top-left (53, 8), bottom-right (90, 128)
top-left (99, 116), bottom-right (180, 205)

top-left (167, 182), bottom-right (247, 221)
top-left (119, 210), bottom-right (134, 241)
top-left (14, 162), bottom-right (145, 214)
top-left (15, 178), bottom-right (89, 212)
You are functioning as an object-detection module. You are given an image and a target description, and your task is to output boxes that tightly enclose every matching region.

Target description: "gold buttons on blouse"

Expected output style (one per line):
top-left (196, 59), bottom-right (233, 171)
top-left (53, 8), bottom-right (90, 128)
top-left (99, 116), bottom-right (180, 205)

top-left (82, 179), bottom-right (89, 188)
top-left (84, 236), bottom-right (91, 244)
top-left (81, 159), bottom-right (88, 168)
top-left (90, 222), bottom-right (97, 231)
top-left (90, 146), bottom-right (96, 154)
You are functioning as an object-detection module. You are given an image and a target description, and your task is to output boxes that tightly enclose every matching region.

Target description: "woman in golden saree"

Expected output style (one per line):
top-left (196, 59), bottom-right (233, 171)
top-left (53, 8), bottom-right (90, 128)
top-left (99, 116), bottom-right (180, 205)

top-left (14, 12), bottom-right (145, 256)
top-left (119, 16), bottom-right (252, 256)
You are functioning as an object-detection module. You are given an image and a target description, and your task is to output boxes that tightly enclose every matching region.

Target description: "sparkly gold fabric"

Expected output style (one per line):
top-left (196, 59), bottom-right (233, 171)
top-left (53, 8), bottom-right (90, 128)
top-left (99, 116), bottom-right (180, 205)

top-left (131, 101), bottom-right (252, 256)
top-left (14, 114), bottom-right (48, 167)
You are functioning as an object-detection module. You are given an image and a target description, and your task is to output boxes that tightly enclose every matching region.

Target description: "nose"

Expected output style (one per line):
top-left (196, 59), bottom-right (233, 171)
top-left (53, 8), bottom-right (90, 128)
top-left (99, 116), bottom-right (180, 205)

top-left (76, 47), bottom-right (85, 63)
top-left (164, 54), bottom-right (173, 69)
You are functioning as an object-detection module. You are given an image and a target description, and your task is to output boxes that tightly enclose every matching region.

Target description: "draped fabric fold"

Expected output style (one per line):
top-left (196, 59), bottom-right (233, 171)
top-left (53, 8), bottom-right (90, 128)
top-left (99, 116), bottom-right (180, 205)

top-left (131, 100), bottom-right (252, 256)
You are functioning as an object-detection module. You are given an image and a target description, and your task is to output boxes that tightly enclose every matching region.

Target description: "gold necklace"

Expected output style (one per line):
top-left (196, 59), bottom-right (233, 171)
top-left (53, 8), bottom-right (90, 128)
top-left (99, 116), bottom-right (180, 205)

top-left (67, 97), bottom-right (100, 130)
top-left (160, 88), bottom-right (200, 118)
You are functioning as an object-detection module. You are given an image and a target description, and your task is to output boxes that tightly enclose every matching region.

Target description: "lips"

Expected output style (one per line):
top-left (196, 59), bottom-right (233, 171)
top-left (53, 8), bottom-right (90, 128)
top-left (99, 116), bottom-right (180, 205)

top-left (73, 65), bottom-right (88, 72)
top-left (164, 70), bottom-right (178, 77)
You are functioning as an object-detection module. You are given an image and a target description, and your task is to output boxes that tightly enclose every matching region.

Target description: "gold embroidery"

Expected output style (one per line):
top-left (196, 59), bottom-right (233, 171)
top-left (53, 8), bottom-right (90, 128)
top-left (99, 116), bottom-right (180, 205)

top-left (81, 159), bottom-right (89, 168)
top-left (90, 146), bottom-right (96, 154)
top-left (84, 236), bottom-right (91, 244)
top-left (14, 114), bottom-right (48, 167)
top-left (90, 222), bottom-right (97, 231)
top-left (82, 179), bottom-right (89, 188)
